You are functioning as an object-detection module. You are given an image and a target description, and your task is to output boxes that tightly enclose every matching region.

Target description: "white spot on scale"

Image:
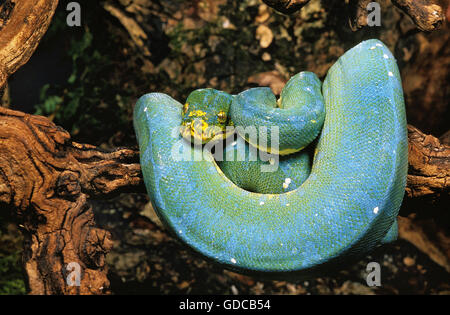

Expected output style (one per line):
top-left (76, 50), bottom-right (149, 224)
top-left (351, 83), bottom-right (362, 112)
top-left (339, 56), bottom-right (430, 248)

top-left (260, 201), bottom-right (265, 205)
top-left (179, 230), bottom-right (183, 234)
top-left (383, 54), bottom-right (389, 59)
top-left (283, 178), bottom-right (291, 190)
top-left (373, 207), bottom-right (379, 214)
top-left (231, 258), bottom-right (237, 264)
top-left (286, 203), bottom-right (290, 207)
top-left (388, 72), bottom-right (394, 77)
top-left (231, 141), bottom-right (237, 146)
top-left (144, 107), bottom-right (148, 112)
top-left (370, 46), bottom-right (376, 50)
top-left (376, 43), bottom-right (382, 47)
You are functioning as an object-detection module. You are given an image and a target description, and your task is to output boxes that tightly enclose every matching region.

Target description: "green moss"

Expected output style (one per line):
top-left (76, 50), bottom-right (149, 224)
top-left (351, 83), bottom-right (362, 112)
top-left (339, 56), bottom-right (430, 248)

top-left (0, 254), bottom-right (26, 295)
top-left (0, 220), bottom-right (25, 295)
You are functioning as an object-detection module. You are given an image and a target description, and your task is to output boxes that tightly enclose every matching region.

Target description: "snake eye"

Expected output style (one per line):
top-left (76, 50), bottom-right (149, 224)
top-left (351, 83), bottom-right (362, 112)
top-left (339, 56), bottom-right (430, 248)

top-left (183, 103), bottom-right (189, 114)
top-left (217, 111), bottom-right (227, 123)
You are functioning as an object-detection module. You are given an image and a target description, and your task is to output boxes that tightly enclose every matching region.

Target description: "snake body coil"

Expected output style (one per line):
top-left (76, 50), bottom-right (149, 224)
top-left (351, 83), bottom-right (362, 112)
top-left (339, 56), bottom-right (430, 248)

top-left (133, 39), bottom-right (408, 276)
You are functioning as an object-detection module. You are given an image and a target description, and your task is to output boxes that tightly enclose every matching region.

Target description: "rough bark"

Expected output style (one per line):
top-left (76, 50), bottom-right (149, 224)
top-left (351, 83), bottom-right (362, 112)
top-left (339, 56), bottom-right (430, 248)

top-left (391, 0), bottom-right (446, 31)
top-left (0, 0), bottom-right (59, 89)
top-left (406, 125), bottom-right (450, 200)
top-left (399, 126), bottom-right (450, 273)
top-left (0, 107), bottom-right (144, 294)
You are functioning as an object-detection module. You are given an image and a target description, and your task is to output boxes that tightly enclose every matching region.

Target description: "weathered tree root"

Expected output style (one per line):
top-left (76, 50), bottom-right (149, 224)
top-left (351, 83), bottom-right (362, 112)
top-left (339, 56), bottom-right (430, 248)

top-left (0, 107), bottom-right (144, 294)
top-left (263, 0), bottom-right (446, 32)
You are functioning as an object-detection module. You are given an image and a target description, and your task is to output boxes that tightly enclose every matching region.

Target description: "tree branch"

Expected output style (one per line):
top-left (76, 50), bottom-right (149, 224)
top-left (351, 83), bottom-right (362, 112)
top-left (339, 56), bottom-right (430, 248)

top-left (0, 107), bottom-right (144, 294)
top-left (262, 0), bottom-right (446, 32)
top-left (391, 0), bottom-right (446, 32)
top-left (0, 0), bottom-right (59, 89)
top-left (406, 125), bottom-right (450, 199)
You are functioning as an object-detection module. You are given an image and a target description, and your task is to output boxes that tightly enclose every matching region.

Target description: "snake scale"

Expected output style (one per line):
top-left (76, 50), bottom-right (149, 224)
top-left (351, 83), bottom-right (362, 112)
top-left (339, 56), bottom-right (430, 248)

top-left (133, 39), bottom-right (408, 277)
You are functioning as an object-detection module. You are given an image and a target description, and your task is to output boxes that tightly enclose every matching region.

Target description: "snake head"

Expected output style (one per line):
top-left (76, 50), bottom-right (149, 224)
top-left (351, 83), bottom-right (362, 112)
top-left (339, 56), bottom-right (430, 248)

top-left (180, 88), bottom-right (234, 144)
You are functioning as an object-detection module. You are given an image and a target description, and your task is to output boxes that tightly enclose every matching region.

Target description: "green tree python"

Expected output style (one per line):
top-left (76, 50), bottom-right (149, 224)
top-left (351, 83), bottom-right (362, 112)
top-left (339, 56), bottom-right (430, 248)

top-left (133, 39), bottom-right (408, 277)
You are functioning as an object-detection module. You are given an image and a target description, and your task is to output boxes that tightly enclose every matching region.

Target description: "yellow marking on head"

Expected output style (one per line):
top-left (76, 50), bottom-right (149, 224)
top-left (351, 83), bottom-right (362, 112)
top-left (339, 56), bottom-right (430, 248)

top-left (182, 116), bottom-right (232, 144)
top-left (217, 110), bottom-right (227, 123)
top-left (189, 110), bottom-right (207, 117)
top-left (183, 103), bottom-right (189, 114)
top-left (200, 121), bottom-right (210, 140)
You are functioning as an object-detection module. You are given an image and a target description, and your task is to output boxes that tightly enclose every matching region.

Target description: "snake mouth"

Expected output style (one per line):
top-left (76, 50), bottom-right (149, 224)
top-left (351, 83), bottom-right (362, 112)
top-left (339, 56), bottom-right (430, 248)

top-left (180, 120), bottom-right (228, 144)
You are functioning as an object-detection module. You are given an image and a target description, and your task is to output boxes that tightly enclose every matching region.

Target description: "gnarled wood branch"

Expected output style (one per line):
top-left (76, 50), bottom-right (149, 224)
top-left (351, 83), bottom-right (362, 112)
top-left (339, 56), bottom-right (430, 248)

top-left (400, 126), bottom-right (450, 272)
top-left (391, 0), bottom-right (446, 32)
top-left (0, 107), bottom-right (144, 294)
top-left (406, 125), bottom-right (450, 199)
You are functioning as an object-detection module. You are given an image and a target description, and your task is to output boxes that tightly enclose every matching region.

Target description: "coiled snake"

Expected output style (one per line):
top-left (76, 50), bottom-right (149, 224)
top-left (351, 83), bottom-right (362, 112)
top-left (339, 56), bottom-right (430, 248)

top-left (133, 39), bottom-right (408, 277)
